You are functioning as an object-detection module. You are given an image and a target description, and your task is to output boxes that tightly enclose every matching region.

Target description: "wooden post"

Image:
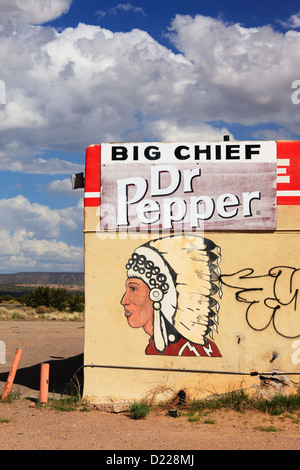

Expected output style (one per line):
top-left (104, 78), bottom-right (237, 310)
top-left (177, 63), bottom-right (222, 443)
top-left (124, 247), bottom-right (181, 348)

top-left (1, 348), bottom-right (23, 401)
top-left (40, 363), bottom-right (50, 404)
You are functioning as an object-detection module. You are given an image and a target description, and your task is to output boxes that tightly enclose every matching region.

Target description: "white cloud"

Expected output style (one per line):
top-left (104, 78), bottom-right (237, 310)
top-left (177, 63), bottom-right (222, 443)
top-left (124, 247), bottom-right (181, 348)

top-left (168, 15), bottom-right (300, 129)
top-left (0, 228), bottom-right (83, 272)
top-left (0, 12), bottom-right (300, 174)
top-left (0, 22), bottom-right (197, 171)
top-left (95, 10), bottom-right (106, 19)
top-left (0, 0), bottom-right (72, 26)
top-left (44, 177), bottom-right (84, 197)
top-left (0, 196), bottom-right (83, 272)
top-left (109, 3), bottom-right (146, 16)
top-left (96, 3), bottom-right (146, 18)
top-left (0, 195), bottom-right (82, 239)
top-left (280, 11), bottom-right (300, 29)
top-left (126, 119), bottom-right (232, 142)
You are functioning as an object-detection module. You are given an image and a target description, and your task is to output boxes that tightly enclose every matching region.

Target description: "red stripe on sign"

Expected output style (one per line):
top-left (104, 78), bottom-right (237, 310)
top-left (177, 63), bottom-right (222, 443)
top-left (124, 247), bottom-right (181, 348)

top-left (84, 145), bottom-right (101, 207)
top-left (84, 197), bottom-right (101, 207)
top-left (277, 141), bottom-right (300, 205)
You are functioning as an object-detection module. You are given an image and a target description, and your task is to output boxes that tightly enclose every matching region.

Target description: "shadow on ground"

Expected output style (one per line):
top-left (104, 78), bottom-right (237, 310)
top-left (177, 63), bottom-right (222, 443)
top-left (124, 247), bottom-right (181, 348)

top-left (0, 354), bottom-right (84, 396)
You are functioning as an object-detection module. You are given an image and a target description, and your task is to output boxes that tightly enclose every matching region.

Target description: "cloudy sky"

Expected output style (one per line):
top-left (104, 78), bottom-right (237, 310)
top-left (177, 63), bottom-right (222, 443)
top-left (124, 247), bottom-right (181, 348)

top-left (0, 0), bottom-right (300, 273)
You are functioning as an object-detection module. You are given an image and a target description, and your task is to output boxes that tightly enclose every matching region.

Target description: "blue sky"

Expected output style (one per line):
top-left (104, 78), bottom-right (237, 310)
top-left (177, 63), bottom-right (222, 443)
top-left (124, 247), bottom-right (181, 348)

top-left (0, 0), bottom-right (300, 273)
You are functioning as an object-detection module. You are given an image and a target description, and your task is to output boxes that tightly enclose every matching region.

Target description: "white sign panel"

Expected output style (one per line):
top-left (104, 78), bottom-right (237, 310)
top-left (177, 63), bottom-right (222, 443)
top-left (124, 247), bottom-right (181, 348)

top-left (100, 141), bottom-right (277, 232)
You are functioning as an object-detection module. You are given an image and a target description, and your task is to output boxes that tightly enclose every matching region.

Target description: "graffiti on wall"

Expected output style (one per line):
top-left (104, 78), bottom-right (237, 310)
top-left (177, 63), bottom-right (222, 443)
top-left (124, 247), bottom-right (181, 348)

top-left (121, 234), bottom-right (222, 356)
top-left (220, 267), bottom-right (300, 339)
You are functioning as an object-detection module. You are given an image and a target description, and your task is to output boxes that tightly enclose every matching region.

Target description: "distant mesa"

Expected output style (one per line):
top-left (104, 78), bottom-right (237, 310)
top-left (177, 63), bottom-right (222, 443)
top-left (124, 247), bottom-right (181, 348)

top-left (0, 272), bottom-right (84, 288)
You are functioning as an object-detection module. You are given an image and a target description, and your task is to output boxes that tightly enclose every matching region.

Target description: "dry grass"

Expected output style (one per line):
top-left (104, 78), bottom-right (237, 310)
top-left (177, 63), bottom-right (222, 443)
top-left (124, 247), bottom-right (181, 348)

top-left (0, 303), bottom-right (84, 322)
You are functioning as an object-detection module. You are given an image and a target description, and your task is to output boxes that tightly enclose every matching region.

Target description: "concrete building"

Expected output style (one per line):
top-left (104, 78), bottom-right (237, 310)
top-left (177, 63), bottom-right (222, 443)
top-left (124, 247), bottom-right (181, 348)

top-left (82, 140), bottom-right (300, 406)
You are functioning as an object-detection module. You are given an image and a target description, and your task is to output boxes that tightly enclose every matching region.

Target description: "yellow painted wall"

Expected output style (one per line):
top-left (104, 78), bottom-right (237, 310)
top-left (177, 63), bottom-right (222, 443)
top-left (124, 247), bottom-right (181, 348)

top-left (83, 205), bottom-right (300, 404)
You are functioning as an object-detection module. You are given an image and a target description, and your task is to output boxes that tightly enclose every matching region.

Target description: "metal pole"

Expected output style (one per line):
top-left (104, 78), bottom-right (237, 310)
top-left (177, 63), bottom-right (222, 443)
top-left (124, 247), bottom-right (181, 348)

top-left (40, 363), bottom-right (50, 404)
top-left (1, 348), bottom-right (23, 401)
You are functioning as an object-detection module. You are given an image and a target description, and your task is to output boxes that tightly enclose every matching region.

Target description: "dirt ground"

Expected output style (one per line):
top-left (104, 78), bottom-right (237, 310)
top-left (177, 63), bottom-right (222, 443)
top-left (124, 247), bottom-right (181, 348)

top-left (0, 321), bottom-right (299, 451)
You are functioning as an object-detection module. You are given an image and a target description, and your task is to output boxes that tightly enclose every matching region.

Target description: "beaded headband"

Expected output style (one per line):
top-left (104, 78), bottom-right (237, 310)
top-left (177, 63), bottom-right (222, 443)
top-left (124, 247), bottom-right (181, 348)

top-left (126, 252), bottom-right (169, 294)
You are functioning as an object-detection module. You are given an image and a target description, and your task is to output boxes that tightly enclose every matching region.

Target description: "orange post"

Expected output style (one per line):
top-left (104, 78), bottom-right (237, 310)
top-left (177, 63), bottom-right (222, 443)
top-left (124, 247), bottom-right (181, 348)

top-left (1, 348), bottom-right (23, 401)
top-left (40, 363), bottom-right (50, 404)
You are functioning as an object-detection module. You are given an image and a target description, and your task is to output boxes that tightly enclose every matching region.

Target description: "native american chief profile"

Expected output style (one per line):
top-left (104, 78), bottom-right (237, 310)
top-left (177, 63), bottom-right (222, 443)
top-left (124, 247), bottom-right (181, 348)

top-left (121, 234), bottom-right (222, 357)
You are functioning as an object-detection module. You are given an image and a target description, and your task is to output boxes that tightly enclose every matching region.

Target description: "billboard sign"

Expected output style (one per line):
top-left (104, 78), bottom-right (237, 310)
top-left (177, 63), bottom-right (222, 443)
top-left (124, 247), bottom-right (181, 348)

top-left (99, 141), bottom-right (277, 232)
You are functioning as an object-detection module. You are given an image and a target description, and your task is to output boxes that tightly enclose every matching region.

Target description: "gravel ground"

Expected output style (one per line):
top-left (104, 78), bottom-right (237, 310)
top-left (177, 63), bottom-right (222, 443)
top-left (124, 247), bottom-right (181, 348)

top-left (0, 321), bottom-right (299, 451)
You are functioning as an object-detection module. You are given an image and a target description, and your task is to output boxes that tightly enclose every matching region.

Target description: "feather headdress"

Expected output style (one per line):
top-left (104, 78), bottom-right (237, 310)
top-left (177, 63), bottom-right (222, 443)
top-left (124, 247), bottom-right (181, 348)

top-left (126, 234), bottom-right (222, 353)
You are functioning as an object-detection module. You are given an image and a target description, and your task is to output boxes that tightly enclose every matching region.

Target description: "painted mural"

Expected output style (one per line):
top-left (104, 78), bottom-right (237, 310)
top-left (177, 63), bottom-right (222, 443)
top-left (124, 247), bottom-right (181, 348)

top-left (121, 234), bottom-right (222, 356)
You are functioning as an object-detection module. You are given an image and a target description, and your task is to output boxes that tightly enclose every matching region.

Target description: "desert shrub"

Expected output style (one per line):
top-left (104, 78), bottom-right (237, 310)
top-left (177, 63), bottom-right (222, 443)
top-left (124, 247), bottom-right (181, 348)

top-left (11, 310), bottom-right (27, 320)
top-left (49, 288), bottom-right (69, 311)
top-left (22, 286), bottom-right (52, 309)
top-left (0, 295), bottom-right (15, 303)
top-left (21, 286), bottom-right (84, 313)
top-left (68, 294), bottom-right (85, 313)
top-left (129, 400), bottom-right (151, 420)
top-left (36, 305), bottom-right (50, 315)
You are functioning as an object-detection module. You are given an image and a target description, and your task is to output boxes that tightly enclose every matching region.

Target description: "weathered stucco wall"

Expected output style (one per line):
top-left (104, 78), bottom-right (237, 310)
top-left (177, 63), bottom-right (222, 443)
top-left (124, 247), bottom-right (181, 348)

top-left (83, 207), bottom-right (300, 404)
